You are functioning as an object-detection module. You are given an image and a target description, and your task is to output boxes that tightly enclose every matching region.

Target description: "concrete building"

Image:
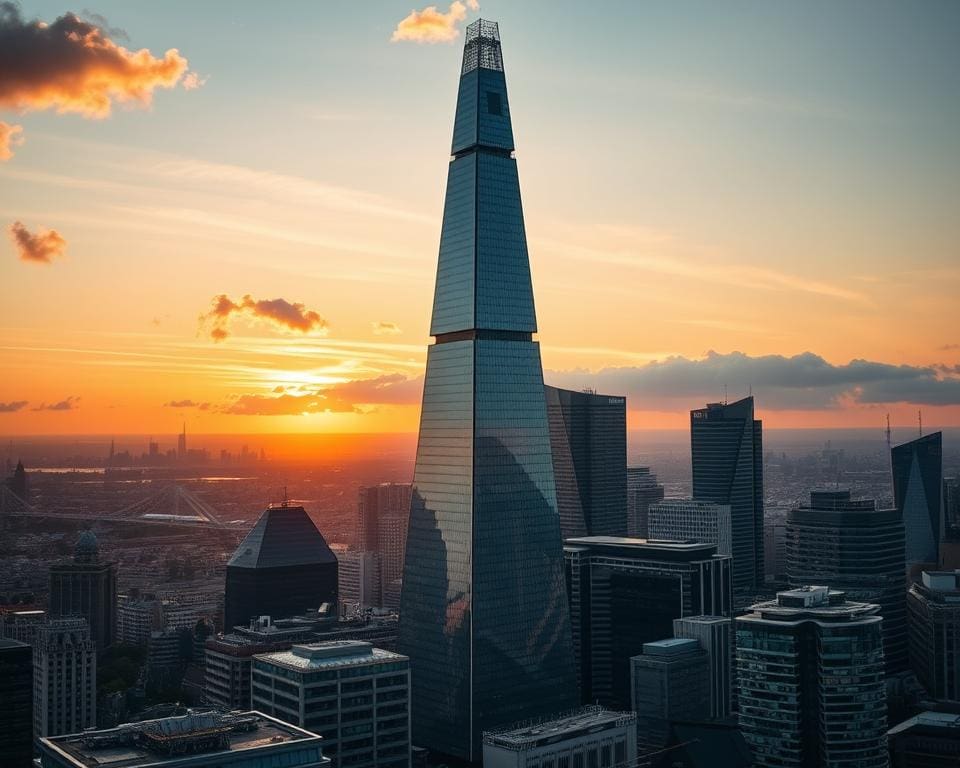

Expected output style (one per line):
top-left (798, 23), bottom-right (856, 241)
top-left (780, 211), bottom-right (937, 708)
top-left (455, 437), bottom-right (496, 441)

top-left (252, 641), bottom-right (410, 768)
top-left (482, 706), bottom-right (637, 768)
top-left (672, 615), bottom-right (733, 720)
top-left (737, 586), bottom-right (887, 768)
top-left (564, 537), bottom-right (732, 709)
top-left (648, 499), bottom-right (732, 557)
top-left (37, 710), bottom-right (328, 768)
top-left (338, 550), bottom-right (381, 611)
top-left (762, 522), bottom-right (787, 582)
top-left (376, 514), bottom-right (407, 605)
top-left (357, 483), bottom-right (412, 551)
top-left (887, 711), bottom-right (960, 767)
top-left (48, 530), bottom-right (117, 651)
top-left (907, 570), bottom-right (960, 703)
top-left (117, 596), bottom-right (163, 646)
top-left (34, 618), bottom-right (96, 738)
top-left (626, 466), bottom-right (665, 538)
top-left (631, 639), bottom-right (710, 752)
top-left (0, 639), bottom-right (33, 768)
top-left (1, 608), bottom-right (47, 645)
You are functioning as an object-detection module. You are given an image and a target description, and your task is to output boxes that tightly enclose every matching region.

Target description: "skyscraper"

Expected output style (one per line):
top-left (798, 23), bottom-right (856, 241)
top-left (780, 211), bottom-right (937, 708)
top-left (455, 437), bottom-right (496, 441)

top-left (544, 385), bottom-right (627, 538)
top-left (357, 483), bottom-right (412, 552)
top-left (673, 615), bottom-right (733, 720)
top-left (224, 503), bottom-right (339, 629)
top-left (691, 397), bottom-right (764, 595)
top-left (398, 19), bottom-right (577, 761)
top-left (0, 639), bottom-right (33, 768)
top-left (177, 423), bottom-right (186, 459)
top-left (648, 499), bottom-right (732, 556)
top-left (34, 618), bottom-right (96, 738)
top-left (626, 466), bottom-right (664, 538)
top-left (906, 570), bottom-right (960, 703)
top-left (892, 432), bottom-right (943, 573)
top-left (786, 489), bottom-right (908, 672)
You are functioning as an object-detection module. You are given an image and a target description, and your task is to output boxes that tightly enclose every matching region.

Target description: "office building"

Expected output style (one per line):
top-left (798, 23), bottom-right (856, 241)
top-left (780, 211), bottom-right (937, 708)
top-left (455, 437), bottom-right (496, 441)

top-left (339, 550), bottom-right (381, 611)
top-left (0, 639), bottom-right (33, 768)
top-left (945, 477), bottom-right (960, 542)
top-left (398, 19), bottom-right (577, 762)
top-left (117, 596), bottom-right (164, 645)
top-left (545, 385), bottom-right (627, 538)
top-left (887, 711), bottom-right (960, 767)
top-left (690, 396), bottom-right (764, 594)
top-left (649, 499), bottom-right (732, 556)
top-left (907, 570), bottom-right (960, 703)
top-left (1, 608), bottom-right (47, 645)
top-left (482, 706), bottom-right (637, 768)
top-left (736, 586), bottom-right (887, 768)
top-left (892, 432), bottom-right (943, 573)
top-left (762, 522), bottom-right (787, 582)
top-left (225, 502), bottom-right (338, 629)
top-left (252, 641), bottom-right (410, 768)
top-left (631, 639), bottom-right (710, 751)
top-left (673, 615), bottom-right (733, 720)
top-left (626, 466), bottom-right (665, 538)
top-left (377, 514), bottom-right (408, 603)
top-left (48, 530), bottom-right (117, 651)
top-left (564, 537), bottom-right (731, 709)
top-left (358, 483), bottom-right (412, 552)
top-left (786, 489), bottom-right (908, 672)
top-left (34, 618), bottom-right (96, 738)
top-left (37, 710), bottom-right (327, 768)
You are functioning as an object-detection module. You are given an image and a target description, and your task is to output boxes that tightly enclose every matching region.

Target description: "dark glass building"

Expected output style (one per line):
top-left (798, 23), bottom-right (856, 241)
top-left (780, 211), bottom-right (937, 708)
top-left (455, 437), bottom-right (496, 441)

top-left (786, 489), bottom-right (908, 672)
top-left (398, 19), bottom-right (577, 763)
top-left (564, 537), bottom-right (732, 710)
top-left (691, 397), bottom-right (764, 595)
top-left (48, 530), bottom-right (118, 651)
top-left (224, 503), bottom-right (338, 629)
top-left (0, 639), bottom-right (33, 768)
top-left (907, 570), bottom-right (960, 703)
top-left (892, 432), bottom-right (943, 572)
top-left (545, 385), bottom-right (627, 539)
top-left (626, 466), bottom-right (664, 538)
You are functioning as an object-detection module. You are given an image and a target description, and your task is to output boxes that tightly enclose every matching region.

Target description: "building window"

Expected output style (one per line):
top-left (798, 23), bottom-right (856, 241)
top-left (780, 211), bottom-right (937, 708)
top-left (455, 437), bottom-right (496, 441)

top-left (487, 91), bottom-right (502, 115)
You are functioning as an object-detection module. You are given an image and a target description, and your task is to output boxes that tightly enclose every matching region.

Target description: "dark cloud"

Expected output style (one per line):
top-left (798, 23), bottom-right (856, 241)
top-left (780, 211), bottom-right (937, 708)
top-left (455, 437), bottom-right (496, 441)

top-left (200, 294), bottom-right (328, 341)
top-left (79, 9), bottom-right (128, 41)
top-left (0, 400), bottom-right (28, 412)
top-left (164, 399), bottom-right (210, 409)
top-left (32, 396), bottom-right (79, 411)
top-left (8, 220), bottom-right (66, 263)
top-left (547, 351), bottom-right (960, 411)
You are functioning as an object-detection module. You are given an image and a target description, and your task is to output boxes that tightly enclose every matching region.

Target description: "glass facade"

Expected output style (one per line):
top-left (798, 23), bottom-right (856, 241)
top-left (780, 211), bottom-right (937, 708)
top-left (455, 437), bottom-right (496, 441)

top-left (399, 19), bottom-right (577, 763)
top-left (892, 432), bottom-right (942, 570)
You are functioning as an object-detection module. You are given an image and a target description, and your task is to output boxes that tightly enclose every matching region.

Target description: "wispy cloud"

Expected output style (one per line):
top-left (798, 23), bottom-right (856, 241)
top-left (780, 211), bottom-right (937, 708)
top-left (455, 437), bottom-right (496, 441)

top-left (0, 121), bottom-right (23, 161)
top-left (32, 396), bottom-right (79, 411)
top-left (8, 220), bottom-right (66, 263)
top-left (372, 321), bottom-right (402, 336)
top-left (0, 400), bottom-right (28, 412)
top-left (200, 294), bottom-right (328, 342)
top-left (391, 1), bottom-right (477, 44)
top-left (163, 399), bottom-right (210, 409)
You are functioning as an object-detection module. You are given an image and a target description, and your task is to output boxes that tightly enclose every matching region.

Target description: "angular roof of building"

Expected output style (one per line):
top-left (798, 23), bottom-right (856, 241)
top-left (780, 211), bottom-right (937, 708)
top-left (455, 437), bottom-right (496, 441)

top-left (227, 504), bottom-right (337, 570)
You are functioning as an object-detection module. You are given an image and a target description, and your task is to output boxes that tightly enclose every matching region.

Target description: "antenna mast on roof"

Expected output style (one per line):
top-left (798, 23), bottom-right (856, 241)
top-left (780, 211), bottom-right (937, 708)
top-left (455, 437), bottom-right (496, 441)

top-left (885, 414), bottom-right (891, 450)
top-left (918, 409), bottom-right (923, 438)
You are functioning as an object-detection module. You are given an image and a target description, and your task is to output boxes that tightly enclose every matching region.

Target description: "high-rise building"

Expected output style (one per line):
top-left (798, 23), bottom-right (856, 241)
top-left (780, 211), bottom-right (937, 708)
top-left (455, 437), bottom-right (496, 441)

top-left (762, 521), bottom-right (787, 582)
top-left (626, 467), bottom-right (665, 538)
top-left (252, 641), bottom-right (410, 768)
top-left (177, 423), bottom-right (187, 458)
top-left (648, 499), bottom-right (732, 556)
top-left (690, 397), bottom-right (764, 595)
top-left (116, 596), bottom-right (163, 645)
top-left (786, 489), bottom-right (908, 672)
top-left (944, 477), bottom-right (960, 542)
top-left (631, 638), bottom-right (710, 752)
top-left (736, 586), bottom-right (887, 768)
top-left (338, 550), bottom-right (381, 611)
top-left (398, 19), bottom-right (577, 762)
top-left (357, 483), bottom-right (412, 552)
top-left (672, 615), bottom-right (733, 720)
top-left (224, 503), bottom-right (338, 629)
top-left (48, 529), bottom-right (117, 651)
top-left (892, 432), bottom-right (943, 573)
top-left (34, 618), bottom-right (96, 737)
top-left (0, 639), bottom-right (33, 768)
top-left (907, 570), bottom-right (960, 703)
top-left (887, 711), bottom-right (960, 767)
top-left (377, 514), bottom-right (408, 604)
top-left (564, 537), bottom-right (732, 710)
top-left (544, 385), bottom-right (627, 539)
top-left (1, 608), bottom-right (46, 645)
top-left (482, 706), bottom-right (637, 768)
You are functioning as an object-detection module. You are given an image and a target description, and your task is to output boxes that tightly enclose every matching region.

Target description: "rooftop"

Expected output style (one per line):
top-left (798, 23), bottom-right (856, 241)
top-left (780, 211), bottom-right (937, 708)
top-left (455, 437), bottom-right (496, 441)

top-left (227, 504), bottom-right (337, 570)
top-left (740, 585), bottom-right (882, 626)
top-left (255, 640), bottom-right (407, 672)
top-left (642, 638), bottom-right (701, 657)
top-left (565, 536), bottom-right (720, 561)
top-left (888, 710), bottom-right (960, 736)
top-left (38, 710), bottom-right (325, 768)
top-left (483, 706), bottom-right (636, 751)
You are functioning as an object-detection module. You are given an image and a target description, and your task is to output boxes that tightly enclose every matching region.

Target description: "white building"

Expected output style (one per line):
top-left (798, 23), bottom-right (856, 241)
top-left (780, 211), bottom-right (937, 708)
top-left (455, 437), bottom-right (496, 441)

top-left (649, 499), bottom-right (732, 557)
top-left (483, 706), bottom-right (637, 768)
top-left (338, 551), bottom-right (381, 611)
top-left (34, 618), bottom-right (96, 737)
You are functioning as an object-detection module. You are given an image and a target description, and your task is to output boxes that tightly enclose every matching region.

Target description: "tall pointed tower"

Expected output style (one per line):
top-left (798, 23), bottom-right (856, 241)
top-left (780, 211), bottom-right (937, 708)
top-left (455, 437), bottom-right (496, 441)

top-left (399, 19), bottom-right (577, 762)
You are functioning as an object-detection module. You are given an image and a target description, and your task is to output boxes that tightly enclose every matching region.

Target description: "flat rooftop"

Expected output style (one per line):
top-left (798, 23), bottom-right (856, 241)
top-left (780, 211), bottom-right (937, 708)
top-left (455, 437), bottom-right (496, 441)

top-left (565, 536), bottom-right (719, 561)
top-left (39, 711), bottom-right (325, 768)
top-left (888, 710), bottom-right (960, 735)
top-left (255, 641), bottom-right (407, 672)
top-left (484, 706), bottom-right (635, 751)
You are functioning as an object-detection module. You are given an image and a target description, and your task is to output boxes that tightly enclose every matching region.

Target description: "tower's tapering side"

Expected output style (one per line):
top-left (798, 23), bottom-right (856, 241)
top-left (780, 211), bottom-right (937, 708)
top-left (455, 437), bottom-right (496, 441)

top-left (399, 19), bottom-right (578, 762)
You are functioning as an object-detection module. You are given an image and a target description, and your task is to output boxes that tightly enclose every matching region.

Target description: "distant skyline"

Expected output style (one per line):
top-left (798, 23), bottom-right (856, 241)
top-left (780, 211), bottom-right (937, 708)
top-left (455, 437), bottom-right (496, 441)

top-left (2, 1), bottom-right (959, 435)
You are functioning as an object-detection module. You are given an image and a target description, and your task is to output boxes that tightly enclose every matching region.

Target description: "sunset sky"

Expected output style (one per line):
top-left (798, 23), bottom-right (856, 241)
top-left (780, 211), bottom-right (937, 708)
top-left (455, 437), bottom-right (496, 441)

top-left (2, 0), bottom-right (959, 435)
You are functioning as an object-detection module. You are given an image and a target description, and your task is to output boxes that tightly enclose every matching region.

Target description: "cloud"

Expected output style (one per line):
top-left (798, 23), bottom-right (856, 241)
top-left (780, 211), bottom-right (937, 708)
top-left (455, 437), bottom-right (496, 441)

top-left (546, 351), bottom-right (960, 411)
top-left (0, 120), bottom-right (23, 161)
top-left (940, 343), bottom-right (959, 351)
top-left (372, 321), bottom-right (402, 336)
top-left (391, 1), bottom-right (475, 44)
top-left (182, 72), bottom-right (207, 91)
top-left (0, 2), bottom-right (191, 118)
top-left (8, 220), bottom-right (66, 263)
top-left (32, 396), bottom-right (79, 411)
top-left (323, 373), bottom-right (423, 405)
top-left (224, 392), bottom-right (358, 416)
top-left (164, 399), bottom-right (210, 409)
top-left (200, 294), bottom-right (328, 341)
top-left (0, 400), bottom-right (28, 412)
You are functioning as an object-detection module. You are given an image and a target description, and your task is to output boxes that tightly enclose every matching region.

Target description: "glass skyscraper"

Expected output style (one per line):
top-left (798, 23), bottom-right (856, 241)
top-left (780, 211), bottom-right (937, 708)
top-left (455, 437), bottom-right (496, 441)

top-left (691, 396), bottom-right (764, 596)
top-left (892, 432), bottom-right (943, 572)
top-left (398, 19), bottom-right (578, 762)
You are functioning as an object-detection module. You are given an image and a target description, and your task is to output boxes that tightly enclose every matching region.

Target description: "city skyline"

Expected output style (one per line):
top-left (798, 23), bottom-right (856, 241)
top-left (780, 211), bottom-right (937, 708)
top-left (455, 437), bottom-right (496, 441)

top-left (2, 1), bottom-right (960, 437)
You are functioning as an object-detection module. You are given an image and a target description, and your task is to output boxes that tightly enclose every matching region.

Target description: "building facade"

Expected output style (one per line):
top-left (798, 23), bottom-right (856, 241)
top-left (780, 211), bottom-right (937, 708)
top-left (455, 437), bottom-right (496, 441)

top-left (892, 432), bottom-right (943, 573)
top-left (786, 489), bottom-right (908, 672)
top-left (690, 397), bottom-right (764, 595)
top-left (545, 385), bottom-right (627, 539)
top-left (252, 641), bottom-right (410, 768)
top-left (672, 614), bottom-right (733, 720)
top-left (225, 503), bottom-right (338, 629)
top-left (648, 499), bottom-right (732, 557)
top-left (0, 639), bottom-right (33, 768)
top-left (397, 19), bottom-right (578, 761)
top-left (339, 551), bottom-right (381, 611)
top-left (626, 467), bottom-right (665, 538)
top-left (736, 587), bottom-right (887, 768)
top-left (48, 530), bottom-right (117, 651)
top-left (564, 537), bottom-right (732, 710)
top-left (357, 483), bottom-right (412, 552)
top-left (887, 711), bottom-right (960, 768)
top-left (34, 618), bottom-right (96, 738)
top-left (907, 570), bottom-right (960, 703)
